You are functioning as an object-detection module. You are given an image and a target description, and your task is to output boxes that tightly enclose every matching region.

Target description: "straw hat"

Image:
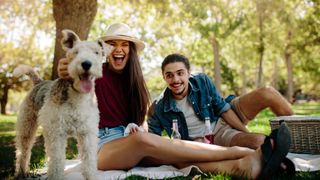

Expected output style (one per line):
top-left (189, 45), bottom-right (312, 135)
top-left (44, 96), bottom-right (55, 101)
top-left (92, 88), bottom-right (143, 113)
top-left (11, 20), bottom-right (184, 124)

top-left (100, 23), bottom-right (145, 52)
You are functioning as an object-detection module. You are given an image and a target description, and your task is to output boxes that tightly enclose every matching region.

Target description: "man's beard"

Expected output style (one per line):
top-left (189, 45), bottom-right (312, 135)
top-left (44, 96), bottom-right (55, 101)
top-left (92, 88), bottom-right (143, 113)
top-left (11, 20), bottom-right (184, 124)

top-left (173, 86), bottom-right (186, 96)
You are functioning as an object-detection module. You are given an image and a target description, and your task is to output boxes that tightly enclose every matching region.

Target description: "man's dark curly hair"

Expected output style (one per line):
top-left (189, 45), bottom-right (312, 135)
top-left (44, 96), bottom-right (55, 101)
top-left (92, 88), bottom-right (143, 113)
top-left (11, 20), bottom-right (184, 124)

top-left (161, 53), bottom-right (190, 72)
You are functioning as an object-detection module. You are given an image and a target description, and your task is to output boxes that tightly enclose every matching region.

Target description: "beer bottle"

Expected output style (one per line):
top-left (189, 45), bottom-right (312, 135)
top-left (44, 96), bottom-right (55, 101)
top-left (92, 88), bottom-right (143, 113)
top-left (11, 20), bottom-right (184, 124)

top-left (171, 119), bottom-right (181, 139)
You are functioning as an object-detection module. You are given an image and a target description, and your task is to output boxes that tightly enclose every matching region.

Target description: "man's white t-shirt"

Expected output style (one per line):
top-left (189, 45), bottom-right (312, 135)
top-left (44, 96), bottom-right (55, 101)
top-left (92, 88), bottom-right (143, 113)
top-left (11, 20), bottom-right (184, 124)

top-left (175, 96), bottom-right (208, 139)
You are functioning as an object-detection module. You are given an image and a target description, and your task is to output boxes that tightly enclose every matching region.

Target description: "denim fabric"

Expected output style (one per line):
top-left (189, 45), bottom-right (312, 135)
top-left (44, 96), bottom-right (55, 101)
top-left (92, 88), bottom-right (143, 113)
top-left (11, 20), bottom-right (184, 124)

top-left (148, 73), bottom-right (235, 140)
top-left (98, 126), bottom-right (125, 151)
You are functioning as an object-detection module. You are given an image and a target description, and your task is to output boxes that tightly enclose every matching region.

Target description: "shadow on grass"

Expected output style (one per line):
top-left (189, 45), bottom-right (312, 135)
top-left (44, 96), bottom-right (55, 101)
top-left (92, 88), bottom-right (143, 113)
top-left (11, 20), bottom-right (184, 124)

top-left (0, 135), bottom-right (45, 178)
top-left (0, 134), bottom-right (78, 179)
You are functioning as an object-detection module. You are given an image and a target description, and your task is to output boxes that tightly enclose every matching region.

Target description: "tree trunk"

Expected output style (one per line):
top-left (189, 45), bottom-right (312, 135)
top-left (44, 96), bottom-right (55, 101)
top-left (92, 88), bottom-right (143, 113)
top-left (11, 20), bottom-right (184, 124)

top-left (256, 0), bottom-right (265, 88)
top-left (211, 36), bottom-right (222, 93)
top-left (0, 84), bottom-right (9, 114)
top-left (52, 0), bottom-right (97, 79)
top-left (240, 60), bottom-right (247, 95)
top-left (285, 31), bottom-right (294, 102)
top-left (256, 23), bottom-right (265, 88)
top-left (271, 59), bottom-right (279, 89)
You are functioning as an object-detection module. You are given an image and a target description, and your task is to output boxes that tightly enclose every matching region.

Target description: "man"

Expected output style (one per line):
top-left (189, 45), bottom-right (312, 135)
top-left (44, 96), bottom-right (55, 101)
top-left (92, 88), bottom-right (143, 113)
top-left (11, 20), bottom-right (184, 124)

top-left (148, 53), bottom-right (293, 149)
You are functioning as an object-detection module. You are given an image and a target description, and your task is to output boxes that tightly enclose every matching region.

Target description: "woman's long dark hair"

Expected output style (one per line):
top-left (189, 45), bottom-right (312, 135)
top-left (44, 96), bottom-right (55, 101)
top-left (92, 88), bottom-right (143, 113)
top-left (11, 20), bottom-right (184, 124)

top-left (123, 42), bottom-right (150, 125)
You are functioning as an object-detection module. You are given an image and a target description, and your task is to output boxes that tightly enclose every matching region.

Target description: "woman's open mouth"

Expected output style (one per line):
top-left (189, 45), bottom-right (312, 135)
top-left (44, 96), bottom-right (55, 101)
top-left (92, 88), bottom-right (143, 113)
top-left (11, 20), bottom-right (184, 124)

top-left (113, 54), bottom-right (125, 65)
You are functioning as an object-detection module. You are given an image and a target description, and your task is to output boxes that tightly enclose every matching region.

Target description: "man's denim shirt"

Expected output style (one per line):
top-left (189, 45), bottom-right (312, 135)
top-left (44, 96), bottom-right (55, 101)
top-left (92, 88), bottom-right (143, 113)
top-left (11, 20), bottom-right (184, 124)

top-left (148, 73), bottom-right (235, 140)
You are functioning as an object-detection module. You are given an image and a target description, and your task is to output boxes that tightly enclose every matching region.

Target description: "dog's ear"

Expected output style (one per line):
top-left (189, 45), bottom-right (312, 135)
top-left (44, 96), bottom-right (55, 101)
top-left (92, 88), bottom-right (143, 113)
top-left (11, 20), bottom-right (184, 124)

top-left (61, 29), bottom-right (80, 51)
top-left (97, 39), bottom-right (113, 57)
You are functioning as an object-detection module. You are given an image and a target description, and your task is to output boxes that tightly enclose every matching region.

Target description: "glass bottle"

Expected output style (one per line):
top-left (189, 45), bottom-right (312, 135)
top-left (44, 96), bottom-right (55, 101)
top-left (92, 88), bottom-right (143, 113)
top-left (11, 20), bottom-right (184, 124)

top-left (204, 117), bottom-right (213, 143)
top-left (204, 117), bottom-right (212, 135)
top-left (171, 119), bottom-right (181, 139)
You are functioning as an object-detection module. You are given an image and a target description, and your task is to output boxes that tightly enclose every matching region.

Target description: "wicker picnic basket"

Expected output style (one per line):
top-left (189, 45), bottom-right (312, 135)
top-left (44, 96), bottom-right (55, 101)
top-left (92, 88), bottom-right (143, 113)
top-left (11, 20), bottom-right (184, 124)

top-left (270, 116), bottom-right (320, 154)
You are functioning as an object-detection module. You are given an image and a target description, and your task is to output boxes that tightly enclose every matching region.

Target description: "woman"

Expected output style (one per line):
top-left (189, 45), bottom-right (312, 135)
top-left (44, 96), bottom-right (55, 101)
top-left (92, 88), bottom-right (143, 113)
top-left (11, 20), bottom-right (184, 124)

top-left (58, 23), bottom-right (290, 179)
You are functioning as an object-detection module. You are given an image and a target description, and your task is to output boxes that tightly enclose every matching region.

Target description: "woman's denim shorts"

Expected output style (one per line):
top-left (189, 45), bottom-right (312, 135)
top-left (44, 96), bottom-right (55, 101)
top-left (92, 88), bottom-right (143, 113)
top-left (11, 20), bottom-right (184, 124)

top-left (98, 126), bottom-right (125, 151)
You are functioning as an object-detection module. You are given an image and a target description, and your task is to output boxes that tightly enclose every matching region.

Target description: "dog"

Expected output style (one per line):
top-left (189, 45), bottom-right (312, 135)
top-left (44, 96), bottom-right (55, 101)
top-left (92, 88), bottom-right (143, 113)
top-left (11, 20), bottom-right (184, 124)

top-left (13, 29), bottom-right (112, 180)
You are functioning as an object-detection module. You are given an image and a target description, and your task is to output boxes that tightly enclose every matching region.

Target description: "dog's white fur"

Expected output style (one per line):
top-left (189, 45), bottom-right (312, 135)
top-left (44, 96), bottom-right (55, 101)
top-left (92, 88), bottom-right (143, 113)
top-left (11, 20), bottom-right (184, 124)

top-left (14, 30), bottom-right (111, 180)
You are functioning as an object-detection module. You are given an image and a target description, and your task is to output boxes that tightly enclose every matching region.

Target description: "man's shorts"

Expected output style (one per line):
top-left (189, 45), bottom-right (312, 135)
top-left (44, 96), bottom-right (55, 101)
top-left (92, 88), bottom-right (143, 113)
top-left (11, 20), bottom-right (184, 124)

top-left (212, 97), bottom-right (250, 147)
top-left (98, 126), bottom-right (125, 151)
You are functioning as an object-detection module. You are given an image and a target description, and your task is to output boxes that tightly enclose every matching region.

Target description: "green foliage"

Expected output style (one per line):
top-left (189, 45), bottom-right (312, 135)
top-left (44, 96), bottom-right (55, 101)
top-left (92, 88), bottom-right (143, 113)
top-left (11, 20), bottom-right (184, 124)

top-left (220, 58), bottom-right (238, 95)
top-left (2, 0), bottom-right (320, 111)
top-left (146, 75), bottom-right (166, 100)
top-left (0, 0), bottom-right (53, 114)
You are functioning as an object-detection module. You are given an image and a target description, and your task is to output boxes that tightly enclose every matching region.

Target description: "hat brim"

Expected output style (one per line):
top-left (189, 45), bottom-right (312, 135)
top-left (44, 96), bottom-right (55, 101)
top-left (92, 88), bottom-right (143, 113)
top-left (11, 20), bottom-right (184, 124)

top-left (100, 35), bottom-right (145, 52)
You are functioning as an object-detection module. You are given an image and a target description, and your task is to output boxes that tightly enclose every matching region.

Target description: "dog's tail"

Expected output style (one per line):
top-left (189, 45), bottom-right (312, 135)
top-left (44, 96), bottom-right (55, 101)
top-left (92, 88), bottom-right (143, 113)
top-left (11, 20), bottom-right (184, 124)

top-left (13, 65), bottom-right (42, 85)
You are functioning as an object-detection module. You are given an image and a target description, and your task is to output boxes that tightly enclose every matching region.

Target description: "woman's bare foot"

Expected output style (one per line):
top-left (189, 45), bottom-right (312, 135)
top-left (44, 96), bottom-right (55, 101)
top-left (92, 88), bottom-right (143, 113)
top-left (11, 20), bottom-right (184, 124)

top-left (238, 148), bottom-right (264, 179)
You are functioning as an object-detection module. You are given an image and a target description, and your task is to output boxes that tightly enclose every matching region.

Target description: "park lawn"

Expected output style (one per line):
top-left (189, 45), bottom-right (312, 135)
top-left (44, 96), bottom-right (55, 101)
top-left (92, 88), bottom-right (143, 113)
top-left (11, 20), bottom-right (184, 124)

top-left (0, 102), bottom-right (320, 179)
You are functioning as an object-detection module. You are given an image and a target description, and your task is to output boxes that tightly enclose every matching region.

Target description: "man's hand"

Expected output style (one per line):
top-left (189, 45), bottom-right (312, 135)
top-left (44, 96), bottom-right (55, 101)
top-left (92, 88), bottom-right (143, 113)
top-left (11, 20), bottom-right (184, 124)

top-left (58, 58), bottom-right (70, 79)
top-left (124, 123), bottom-right (145, 136)
top-left (221, 109), bottom-right (249, 133)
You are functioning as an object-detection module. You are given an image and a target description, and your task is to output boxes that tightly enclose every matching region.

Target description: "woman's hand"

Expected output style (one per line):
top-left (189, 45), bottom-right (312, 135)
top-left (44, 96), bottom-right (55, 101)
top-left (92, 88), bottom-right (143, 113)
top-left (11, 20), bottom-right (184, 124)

top-left (58, 58), bottom-right (70, 79)
top-left (124, 123), bottom-right (145, 136)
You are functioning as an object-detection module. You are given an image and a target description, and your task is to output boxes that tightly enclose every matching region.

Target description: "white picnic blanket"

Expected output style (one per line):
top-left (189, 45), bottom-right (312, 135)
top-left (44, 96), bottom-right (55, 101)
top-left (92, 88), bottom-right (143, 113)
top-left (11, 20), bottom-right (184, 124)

top-left (64, 161), bottom-right (202, 180)
top-left (287, 153), bottom-right (320, 172)
top-left (64, 153), bottom-right (320, 179)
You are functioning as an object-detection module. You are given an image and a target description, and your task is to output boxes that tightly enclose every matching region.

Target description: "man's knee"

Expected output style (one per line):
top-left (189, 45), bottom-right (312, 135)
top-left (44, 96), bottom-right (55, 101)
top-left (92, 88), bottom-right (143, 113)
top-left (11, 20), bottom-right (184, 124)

top-left (256, 87), bottom-right (293, 114)
top-left (255, 86), bottom-right (286, 108)
top-left (257, 87), bottom-right (279, 101)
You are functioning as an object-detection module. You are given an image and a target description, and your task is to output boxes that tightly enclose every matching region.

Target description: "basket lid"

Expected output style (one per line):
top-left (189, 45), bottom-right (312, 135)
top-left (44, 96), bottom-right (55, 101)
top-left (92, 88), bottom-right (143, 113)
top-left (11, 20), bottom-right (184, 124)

top-left (270, 115), bottom-right (320, 122)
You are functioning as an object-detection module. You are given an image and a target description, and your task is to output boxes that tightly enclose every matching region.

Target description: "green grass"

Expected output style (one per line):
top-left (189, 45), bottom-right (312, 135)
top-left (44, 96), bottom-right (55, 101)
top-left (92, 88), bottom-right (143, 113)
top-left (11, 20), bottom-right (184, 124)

top-left (0, 114), bottom-right (78, 179)
top-left (1, 102), bottom-right (320, 179)
top-left (292, 102), bottom-right (320, 116)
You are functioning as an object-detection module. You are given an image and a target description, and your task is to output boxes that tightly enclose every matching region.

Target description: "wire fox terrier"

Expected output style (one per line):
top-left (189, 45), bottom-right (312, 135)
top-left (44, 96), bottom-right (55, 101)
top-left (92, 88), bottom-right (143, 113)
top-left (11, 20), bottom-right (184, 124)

top-left (13, 30), bottom-right (111, 180)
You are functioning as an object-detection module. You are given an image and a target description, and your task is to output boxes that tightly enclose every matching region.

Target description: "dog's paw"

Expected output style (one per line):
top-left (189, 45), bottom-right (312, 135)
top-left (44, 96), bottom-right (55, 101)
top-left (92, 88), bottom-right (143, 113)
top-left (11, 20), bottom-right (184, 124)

top-left (124, 123), bottom-right (145, 136)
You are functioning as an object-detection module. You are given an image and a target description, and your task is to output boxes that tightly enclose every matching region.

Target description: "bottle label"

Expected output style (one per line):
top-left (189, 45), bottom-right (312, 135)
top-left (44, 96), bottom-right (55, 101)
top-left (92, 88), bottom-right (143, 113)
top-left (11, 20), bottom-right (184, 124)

top-left (204, 134), bottom-right (214, 144)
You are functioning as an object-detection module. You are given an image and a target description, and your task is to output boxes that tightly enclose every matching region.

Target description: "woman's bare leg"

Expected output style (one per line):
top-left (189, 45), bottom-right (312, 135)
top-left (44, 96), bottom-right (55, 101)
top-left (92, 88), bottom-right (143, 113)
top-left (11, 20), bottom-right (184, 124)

top-left (98, 132), bottom-right (254, 170)
top-left (175, 148), bottom-right (263, 179)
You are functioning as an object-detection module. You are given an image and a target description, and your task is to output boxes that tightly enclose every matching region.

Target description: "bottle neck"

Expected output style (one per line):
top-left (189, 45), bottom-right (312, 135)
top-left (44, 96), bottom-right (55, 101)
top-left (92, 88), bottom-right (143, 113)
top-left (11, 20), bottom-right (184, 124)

top-left (171, 120), bottom-right (181, 139)
top-left (172, 119), bottom-right (179, 130)
top-left (204, 119), bottom-right (212, 134)
top-left (205, 119), bottom-right (211, 128)
top-left (172, 122), bottom-right (178, 131)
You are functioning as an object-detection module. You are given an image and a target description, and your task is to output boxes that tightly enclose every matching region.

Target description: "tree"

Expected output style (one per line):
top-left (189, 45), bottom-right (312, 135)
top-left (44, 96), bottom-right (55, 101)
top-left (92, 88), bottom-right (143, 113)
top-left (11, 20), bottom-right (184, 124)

top-left (177, 0), bottom-right (244, 93)
top-left (0, 0), bottom-right (53, 114)
top-left (255, 0), bottom-right (267, 88)
top-left (52, 0), bottom-right (97, 79)
top-left (294, 0), bottom-right (320, 96)
top-left (267, 0), bottom-right (319, 101)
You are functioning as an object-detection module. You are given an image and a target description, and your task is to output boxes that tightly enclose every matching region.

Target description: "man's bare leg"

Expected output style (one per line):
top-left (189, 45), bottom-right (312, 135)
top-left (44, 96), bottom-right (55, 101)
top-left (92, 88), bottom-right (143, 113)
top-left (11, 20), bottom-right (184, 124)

top-left (237, 87), bottom-right (293, 121)
top-left (228, 87), bottom-right (293, 149)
